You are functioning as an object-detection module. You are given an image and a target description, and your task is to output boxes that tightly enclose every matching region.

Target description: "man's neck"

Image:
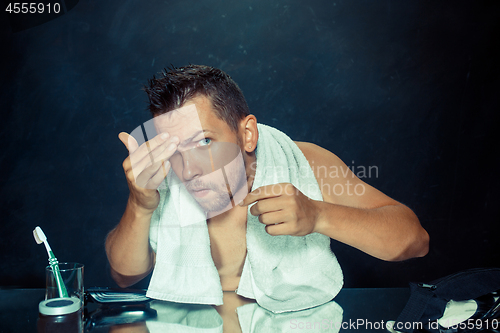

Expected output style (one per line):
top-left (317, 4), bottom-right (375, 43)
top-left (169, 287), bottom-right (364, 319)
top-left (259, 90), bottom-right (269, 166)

top-left (245, 154), bottom-right (257, 192)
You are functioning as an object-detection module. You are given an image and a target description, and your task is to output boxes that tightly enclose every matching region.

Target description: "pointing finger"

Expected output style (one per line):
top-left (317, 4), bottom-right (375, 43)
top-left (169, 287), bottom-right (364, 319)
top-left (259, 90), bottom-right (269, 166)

top-left (239, 184), bottom-right (289, 207)
top-left (249, 198), bottom-right (281, 216)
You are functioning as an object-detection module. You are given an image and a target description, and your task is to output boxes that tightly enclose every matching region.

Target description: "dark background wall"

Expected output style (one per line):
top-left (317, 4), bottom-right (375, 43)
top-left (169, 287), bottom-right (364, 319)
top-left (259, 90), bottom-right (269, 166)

top-left (1, 0), bottom-right (498, 290)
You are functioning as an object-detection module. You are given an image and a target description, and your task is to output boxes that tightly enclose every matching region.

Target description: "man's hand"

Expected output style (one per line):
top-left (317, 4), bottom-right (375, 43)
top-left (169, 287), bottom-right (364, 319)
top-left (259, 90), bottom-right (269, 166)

top-left (239, 183), bottom-right (319, 236)
top-left (105, 132), bottom-right (176, 288)
top-left (119, 132), bottom-right (179, 212)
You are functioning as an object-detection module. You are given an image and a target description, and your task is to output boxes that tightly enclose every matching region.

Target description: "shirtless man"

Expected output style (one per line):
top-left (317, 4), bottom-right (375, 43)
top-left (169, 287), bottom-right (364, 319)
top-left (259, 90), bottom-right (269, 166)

top-left (105, 65), bottom-right (429, 291)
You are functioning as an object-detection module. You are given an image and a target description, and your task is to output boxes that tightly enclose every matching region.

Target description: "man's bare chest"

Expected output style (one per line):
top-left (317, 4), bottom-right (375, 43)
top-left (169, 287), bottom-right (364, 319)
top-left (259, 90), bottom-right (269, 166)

top-left (205, 205), bottom-right (249, 290)
top-left (208, 222), bottom-right (247, 273)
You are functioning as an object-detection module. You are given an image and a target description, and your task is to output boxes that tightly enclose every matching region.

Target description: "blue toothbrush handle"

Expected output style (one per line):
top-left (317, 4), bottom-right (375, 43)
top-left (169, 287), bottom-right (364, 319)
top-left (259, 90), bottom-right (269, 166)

top-left (48, 254), bottom-right (69, 298)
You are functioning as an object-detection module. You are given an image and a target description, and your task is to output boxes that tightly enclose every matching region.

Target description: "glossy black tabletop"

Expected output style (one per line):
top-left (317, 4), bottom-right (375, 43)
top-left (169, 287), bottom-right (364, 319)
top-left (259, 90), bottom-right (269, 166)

top-left (0, 288), bottom-right (410, 332)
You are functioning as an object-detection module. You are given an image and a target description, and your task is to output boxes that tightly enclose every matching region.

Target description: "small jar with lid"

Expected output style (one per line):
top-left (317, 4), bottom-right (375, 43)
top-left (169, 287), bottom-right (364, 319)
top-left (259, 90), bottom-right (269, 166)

top-left (37, 297), bottom-right (83, 333)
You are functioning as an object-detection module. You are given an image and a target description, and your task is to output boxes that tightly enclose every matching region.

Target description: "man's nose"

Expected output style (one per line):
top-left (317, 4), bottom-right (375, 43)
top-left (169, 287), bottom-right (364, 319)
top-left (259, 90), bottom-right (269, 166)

top-left (181, 150), bottom-right (204, 182)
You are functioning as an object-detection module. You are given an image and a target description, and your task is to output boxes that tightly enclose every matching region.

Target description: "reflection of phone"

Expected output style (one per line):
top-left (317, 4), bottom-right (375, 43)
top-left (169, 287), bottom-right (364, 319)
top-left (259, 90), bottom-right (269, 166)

top-left (85, 303), bottom-right (157, 330)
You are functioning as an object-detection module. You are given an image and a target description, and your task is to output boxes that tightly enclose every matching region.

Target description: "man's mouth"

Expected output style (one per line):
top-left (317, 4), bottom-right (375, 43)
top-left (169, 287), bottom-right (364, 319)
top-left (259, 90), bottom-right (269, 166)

top-left (187, 186), bottom-right (212, 198)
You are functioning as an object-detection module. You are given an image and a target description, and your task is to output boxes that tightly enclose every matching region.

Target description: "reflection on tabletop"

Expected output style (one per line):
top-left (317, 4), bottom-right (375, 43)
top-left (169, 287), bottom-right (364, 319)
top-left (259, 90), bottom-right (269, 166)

top-left (95, 291), bottom-right (343, 333)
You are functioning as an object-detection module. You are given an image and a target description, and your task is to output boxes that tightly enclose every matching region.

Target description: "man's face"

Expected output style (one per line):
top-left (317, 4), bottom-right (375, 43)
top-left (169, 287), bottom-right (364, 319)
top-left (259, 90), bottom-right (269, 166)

top-left (153, 95), bottom-right (247, 216)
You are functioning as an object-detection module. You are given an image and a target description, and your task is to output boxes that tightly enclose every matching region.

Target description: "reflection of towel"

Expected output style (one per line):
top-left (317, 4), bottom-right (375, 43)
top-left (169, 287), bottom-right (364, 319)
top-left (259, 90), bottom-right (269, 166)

top-left (145, 301), bottom-right (223, 333)
top-left (147, 124), bottom-right (343, 312)
top-left (237, 300), bottom-right (343, 333)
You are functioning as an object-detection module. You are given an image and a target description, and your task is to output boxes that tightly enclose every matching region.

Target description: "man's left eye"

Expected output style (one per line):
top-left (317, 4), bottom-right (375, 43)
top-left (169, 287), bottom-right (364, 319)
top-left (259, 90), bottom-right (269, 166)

top-left (198, 138), bottom-right (212, 146)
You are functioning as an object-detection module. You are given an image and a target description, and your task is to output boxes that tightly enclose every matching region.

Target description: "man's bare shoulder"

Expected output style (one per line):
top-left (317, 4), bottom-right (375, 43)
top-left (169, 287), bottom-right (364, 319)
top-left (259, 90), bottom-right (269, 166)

top-left (294, 141), bottom-right (344, 168)
top-left (294, 141), bottom-right (397, 207)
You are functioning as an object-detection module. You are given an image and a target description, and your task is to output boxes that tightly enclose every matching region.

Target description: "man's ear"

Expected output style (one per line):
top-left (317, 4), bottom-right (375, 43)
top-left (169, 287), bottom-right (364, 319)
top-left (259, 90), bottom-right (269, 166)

top-left (240, 115), bottom-right (258, 153)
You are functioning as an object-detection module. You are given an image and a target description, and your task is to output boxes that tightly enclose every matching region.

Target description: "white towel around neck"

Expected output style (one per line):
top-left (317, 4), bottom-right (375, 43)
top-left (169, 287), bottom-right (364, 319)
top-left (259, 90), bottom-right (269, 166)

top-left (147, 124), bottom-right (343, 313)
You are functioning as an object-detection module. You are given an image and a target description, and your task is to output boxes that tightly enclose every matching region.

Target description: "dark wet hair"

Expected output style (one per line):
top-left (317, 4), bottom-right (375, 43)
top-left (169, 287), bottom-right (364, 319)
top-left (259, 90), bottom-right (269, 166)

top-left (144, 65), bottom-right (250, 133)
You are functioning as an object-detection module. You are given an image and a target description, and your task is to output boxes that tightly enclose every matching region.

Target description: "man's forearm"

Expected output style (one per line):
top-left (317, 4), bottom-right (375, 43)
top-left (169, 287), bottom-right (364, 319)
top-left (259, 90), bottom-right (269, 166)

top-left (313, 200), bottom-right (429, 261)
top-left (105, 197), bottom-right (156, 287)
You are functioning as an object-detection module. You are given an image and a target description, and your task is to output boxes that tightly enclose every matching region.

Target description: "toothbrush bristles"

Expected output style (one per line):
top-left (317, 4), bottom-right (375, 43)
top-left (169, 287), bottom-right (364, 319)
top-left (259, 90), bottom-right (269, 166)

top-left (33, 226), bottom-right (46, 244)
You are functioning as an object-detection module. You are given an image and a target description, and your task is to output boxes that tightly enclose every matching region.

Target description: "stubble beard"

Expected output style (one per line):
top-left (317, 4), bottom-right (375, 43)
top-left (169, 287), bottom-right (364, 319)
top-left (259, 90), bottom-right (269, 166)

top-left (186, 163), bottom-right (247, 214)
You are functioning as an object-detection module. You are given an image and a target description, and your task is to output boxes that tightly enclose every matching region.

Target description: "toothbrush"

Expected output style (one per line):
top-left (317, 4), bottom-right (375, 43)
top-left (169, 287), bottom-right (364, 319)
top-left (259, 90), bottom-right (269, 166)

top-left (33, 226), bottom-right (69, 298)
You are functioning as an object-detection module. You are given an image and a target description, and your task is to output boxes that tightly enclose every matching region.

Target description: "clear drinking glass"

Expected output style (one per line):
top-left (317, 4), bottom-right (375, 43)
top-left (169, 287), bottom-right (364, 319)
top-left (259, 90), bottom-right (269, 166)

top-left (45, 262), bottom-right (84, 304)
